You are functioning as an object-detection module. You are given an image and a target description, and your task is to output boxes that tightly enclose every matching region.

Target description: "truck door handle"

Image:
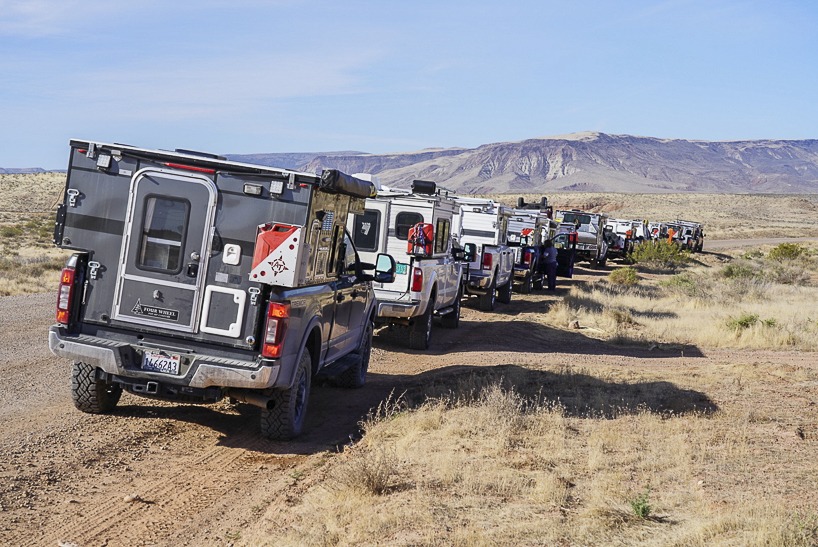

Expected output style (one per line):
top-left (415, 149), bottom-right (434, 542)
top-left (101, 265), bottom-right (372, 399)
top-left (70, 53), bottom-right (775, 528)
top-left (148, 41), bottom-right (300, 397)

top-left (336, 293), bottom-right (346, 302)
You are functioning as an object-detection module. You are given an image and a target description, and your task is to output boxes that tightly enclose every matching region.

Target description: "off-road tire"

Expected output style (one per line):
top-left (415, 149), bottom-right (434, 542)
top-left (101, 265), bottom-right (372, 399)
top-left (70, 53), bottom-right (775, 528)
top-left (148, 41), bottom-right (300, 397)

top-left (532, 273), bottom-right (544, 291)
top-left (409, 301), bottom-right (434, 350)
top-left (497, 278), bottom-right (513, 304)
top-left (519, 273), bottom-right (532, 294)
top-left (337, 319), bottom-right (373, 388)
top-left (440, 287), bottom-right (462, 329)
top-left (261, 350), bottom-right (311, 440)
top-left (71, 362), bottom-right (121, 414)
top-left (478, 278), bottom-right (496, 311)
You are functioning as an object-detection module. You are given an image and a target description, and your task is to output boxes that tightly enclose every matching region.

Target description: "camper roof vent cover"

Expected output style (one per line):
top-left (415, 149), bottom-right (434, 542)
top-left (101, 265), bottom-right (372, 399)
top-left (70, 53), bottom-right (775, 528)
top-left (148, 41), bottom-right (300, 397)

top-left (411, 179), bottom-right (436, 195)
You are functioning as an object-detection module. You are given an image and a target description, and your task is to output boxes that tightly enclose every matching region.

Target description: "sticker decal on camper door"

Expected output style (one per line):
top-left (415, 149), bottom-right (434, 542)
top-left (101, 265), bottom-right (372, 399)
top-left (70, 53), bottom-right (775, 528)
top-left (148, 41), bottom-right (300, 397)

top-left (131, 299), bottom-right (180, 322)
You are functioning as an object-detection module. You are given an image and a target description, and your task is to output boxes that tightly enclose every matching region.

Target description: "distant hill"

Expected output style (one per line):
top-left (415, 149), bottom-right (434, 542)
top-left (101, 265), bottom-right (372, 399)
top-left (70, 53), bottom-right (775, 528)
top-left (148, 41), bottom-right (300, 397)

top-left (230, 132), bottom-right (818, 194)
top-left (0, 168), bottom-right (50, 174)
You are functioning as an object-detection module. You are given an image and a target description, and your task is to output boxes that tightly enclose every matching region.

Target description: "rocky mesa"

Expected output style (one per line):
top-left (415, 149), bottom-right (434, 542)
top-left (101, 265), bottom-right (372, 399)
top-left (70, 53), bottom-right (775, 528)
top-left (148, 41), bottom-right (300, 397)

top-left (229, 132), bottom-right (818, 194)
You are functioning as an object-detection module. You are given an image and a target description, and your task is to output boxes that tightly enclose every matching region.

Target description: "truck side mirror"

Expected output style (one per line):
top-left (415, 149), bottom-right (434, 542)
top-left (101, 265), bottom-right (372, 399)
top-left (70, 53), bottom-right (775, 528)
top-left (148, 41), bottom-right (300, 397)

top-left (452, 247), bottom-right (466, 261)
top-left (374, 253), bottom-right (396, 284)
top-left (463, 243), bottom-right (477, 262)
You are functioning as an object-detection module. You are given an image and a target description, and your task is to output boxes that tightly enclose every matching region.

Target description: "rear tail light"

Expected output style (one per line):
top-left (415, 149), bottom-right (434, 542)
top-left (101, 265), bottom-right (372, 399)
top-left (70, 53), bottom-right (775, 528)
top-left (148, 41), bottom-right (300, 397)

top-left (411, 267), bottom-right (424, 292)
top-left (523, 250), bottom-right (533, 265)
top-left (482, 252), bottom-right (493, 271)
top-left (261, 302), bottom-right (290, 358)
top-left (56, 267), bottom-right (76, 325)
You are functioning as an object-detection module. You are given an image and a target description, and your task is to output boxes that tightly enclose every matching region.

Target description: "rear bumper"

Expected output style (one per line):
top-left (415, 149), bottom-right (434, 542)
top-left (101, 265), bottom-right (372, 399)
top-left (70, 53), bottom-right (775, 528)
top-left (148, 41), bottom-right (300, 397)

top-left (465, 270), bottom-right (492, 294)
top-left (376, 300), bottom-right (422, 319)
top-left (48, 326), bottom-right (280, 390)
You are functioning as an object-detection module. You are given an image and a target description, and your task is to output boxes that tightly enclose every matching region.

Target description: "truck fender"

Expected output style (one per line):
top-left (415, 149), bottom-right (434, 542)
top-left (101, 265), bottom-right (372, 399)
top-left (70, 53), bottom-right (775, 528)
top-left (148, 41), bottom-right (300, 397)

top-left (421, 270), bottom-right (439, 313)
top-left (277, 315), bottom-right (323, 390)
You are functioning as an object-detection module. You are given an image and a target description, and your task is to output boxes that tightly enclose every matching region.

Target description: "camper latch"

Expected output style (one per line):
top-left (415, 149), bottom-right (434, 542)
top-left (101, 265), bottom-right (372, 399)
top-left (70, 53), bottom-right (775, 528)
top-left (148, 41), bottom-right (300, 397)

top-left (248, 287), bottom-right (261, 306)
top-left (86, 143), bottom-right (96, 158)
top-left (88, 261), bottom-right (101, 280)
top-left (66, 189), bottom-right (80, 207)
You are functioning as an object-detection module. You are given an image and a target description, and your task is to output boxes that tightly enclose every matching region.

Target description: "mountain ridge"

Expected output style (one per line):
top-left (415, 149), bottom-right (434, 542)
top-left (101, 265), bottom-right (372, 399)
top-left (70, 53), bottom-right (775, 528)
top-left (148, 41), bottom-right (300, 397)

top-left (228, 132), bottom-right (818, 194)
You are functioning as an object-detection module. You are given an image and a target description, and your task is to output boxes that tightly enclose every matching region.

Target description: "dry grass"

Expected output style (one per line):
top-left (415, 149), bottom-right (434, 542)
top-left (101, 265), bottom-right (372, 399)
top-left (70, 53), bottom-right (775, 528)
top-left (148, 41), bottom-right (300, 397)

top-left (248, 368), bottom-right (818, 546)
top-left (544, 244), bottom-right (818, 352)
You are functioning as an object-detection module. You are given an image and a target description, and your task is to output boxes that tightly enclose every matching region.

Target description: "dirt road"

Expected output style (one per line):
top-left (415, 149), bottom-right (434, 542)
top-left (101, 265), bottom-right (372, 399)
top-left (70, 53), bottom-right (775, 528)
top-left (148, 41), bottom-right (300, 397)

top-left (0, 270), bottom-right (808, 546)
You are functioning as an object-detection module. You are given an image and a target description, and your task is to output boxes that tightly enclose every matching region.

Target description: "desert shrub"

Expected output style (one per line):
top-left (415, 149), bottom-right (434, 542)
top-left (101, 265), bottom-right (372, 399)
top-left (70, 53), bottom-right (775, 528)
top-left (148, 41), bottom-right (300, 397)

top-left (629, 488), bottom-right (652, 519)
top-left (608, 267), bottom-right (639, 286)
top-left (720, 262), bottom-right (755, 279)
top-left (659, 272), bottom-right (712, 299)
top-left (768, 243), bottom-right (806, 261)
top-left (630, 241), bottom-right (690, 271)
top-left (605, 307), bottom-right (638, 326)
top-left (766, 262), bottom-right (811, 285)
top-left (1, 225), bottom-right (23, 238)
top-left (726, 313), bottom-right (759, 331)
top-left (335, 445), bottom-right (400, 495)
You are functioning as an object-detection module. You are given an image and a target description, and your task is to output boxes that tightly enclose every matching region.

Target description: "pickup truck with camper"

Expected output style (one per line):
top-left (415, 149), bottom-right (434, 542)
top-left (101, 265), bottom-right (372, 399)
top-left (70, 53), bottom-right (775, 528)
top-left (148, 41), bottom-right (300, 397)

top-left (554, 209), bottom-right (609, 268)
top-left (48, 140), bottom-right (395, 440)
top-left (451, 197), bottom-right (514, 311)
top-left (603, 218), bottom-right (643, 260)
top-left (506, 209), bottom-right (554, 293)
top-left (347, 179), bottom-right (464, 350)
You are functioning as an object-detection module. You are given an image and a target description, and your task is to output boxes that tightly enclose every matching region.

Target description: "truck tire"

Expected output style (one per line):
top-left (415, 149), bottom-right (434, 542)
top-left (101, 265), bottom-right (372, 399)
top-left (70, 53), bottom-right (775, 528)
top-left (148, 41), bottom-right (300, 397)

top-left (337, 319), bottom-right (373, 388)
top-left (478, 278), bottom-right (496, 311)
top-left (497, 277), bottom-right (513, 304)
top-left (261, 350), bottom-right (311, 440)
top-left (71, 362), bottom-right (121, 414)
top-left (532, 273), bottom-right (544, 291)
top-left (409, 301), bottom-right (434, 350)
top-left (519, 273), bottom-right (532, 294)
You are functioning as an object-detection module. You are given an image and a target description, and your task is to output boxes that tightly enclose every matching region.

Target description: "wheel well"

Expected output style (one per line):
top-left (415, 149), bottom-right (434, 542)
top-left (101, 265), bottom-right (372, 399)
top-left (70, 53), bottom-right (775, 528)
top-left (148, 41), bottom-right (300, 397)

top-left (306, 326), bottom-right (321, 376)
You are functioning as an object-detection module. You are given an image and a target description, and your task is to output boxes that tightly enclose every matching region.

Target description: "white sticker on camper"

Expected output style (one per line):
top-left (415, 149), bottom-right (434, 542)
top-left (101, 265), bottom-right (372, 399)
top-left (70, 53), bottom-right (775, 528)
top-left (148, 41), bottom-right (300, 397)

top-left (132, 299), bottom-right (180, 322)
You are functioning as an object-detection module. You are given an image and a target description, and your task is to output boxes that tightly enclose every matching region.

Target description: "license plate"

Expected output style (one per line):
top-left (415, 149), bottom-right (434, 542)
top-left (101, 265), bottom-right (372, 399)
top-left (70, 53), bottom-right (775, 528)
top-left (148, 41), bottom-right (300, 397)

top-left (141, 350), bottom-right (180, 375)
top-left (396, 263), bottom-right (408, 275)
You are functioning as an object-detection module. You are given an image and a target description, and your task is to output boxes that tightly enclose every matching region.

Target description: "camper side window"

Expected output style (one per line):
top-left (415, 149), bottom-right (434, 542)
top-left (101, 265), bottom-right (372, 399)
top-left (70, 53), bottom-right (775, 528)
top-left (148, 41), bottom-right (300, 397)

top-left (138, 196), bottom-right (189, 273)
top-left (395, 212), bottom-right (423, 240)
top-left (434, 218), bottom-right (450, 254)
top-left (353, 209), bottom-right (380, 252)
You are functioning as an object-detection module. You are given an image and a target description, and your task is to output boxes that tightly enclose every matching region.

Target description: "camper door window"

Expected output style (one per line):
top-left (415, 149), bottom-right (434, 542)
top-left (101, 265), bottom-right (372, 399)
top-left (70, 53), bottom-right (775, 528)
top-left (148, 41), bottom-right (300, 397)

top-left (138, 196), bottom-right (189, 273)
top-left (395, 212), bottom-right (423, 240)
top-left (353, 209), bottom-right (380, 251)
top-left (434, 218), bottom-right (450, 254)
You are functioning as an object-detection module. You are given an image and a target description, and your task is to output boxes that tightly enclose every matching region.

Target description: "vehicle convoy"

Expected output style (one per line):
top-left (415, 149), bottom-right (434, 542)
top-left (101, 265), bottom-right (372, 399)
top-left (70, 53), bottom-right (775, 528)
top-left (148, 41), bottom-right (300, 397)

top-left (646, 219), bottom-right (704, 252)
top-left (347, 179), bottom-right (464, 350)
top-left (674, 219), bottom-right (705, 251)
top-left (48, 140), bottom-right (395, 440)
top-left (451, 197), bottom-right (514, 311)
top-left (554, 209), bottom-right (609, 268)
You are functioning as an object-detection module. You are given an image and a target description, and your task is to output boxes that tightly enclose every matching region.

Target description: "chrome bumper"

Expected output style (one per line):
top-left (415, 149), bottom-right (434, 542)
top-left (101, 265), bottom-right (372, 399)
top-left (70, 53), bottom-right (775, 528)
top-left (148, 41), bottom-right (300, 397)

top-left (376, 300), bottom-right (422, 319)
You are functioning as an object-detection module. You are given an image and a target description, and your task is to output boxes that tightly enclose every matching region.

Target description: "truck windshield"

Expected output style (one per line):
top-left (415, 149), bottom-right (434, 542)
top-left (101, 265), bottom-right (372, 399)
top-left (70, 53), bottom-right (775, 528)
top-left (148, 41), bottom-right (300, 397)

top-left (562, 213), bottom-right (591, 226)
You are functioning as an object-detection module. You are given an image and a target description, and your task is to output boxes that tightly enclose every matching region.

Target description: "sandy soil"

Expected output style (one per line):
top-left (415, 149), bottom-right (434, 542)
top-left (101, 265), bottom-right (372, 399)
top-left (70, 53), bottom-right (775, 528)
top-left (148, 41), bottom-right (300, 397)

top-left (0, 256), bottom-right (814, 547)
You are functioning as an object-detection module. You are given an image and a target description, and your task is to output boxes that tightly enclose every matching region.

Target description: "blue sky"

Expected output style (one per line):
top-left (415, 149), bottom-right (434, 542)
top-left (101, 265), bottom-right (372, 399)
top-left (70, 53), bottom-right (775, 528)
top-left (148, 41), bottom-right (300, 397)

top-left (1, 0), bottom-right (816, 169)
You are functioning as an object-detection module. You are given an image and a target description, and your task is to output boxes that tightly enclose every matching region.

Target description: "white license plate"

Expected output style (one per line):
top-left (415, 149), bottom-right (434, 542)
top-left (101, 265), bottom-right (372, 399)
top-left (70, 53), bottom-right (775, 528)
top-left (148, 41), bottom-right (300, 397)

top-left (396, 263), bottom-right (408, 275)
top-left (141, 350), bottom-right (180, 375)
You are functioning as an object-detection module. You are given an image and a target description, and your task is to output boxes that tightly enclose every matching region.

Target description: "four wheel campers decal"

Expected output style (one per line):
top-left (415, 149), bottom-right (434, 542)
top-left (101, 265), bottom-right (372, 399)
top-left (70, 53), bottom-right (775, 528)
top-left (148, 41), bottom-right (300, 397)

top-left (131, 299), bottom-right (180, 321)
